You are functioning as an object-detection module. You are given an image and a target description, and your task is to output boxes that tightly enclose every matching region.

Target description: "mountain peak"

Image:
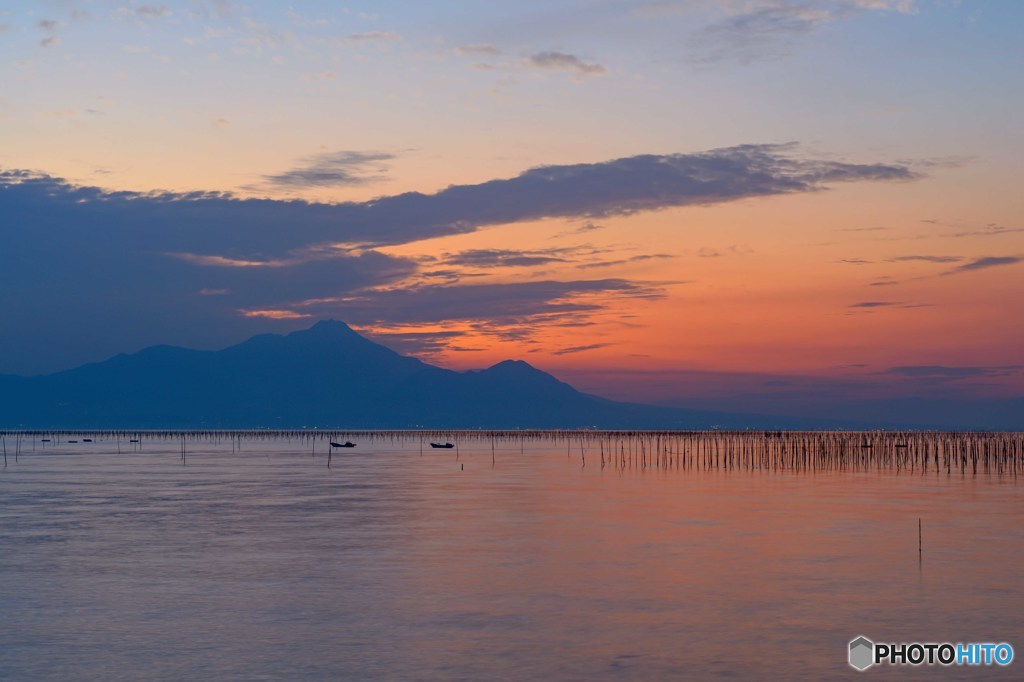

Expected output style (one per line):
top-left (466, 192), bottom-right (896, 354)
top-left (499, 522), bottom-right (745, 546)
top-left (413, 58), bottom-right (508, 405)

top-left (297, 319), bottom-right (357, 336)
top-left (480, 359), bottom-right (560, 384)
top-left (487, 359), bottom-right (536, 372)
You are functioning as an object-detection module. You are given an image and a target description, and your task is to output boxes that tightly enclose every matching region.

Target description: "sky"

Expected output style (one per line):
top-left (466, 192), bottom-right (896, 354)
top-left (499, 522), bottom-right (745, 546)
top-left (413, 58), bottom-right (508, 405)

top-left (1, 0), bottom-right (1022, 417)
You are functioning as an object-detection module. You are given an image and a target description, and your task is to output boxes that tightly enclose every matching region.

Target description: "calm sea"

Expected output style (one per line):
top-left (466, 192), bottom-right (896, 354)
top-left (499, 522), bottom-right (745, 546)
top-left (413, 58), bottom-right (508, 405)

top-left (0, 435), bottom-right (1020, 680)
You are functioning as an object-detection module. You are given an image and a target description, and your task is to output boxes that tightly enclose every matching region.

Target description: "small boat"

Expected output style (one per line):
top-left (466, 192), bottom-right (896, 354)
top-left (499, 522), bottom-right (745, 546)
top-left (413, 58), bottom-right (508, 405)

top-left (430, 442), bottom-right (455, 449)
top-left (68, 440), bottom-right (78, 444)
top-left (83, 438), bottom-right (93, 443)
top-left (330, 441), bottom-right (356, 448)
top-left (41, 439), bottom-right (51, 443)
top-left (130, 439), bottom-right (139, 443)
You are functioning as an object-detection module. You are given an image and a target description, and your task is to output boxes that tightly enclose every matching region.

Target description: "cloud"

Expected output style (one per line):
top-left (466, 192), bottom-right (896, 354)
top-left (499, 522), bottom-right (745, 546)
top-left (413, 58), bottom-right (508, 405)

top-left (443, 248), bottom-right (571, 269)
top-left (289, 279), bottom-right (666, 328)
top-left (881, 365), bottom-right (1024, 381)
top-left (946, 224), bottom-right (1024, 238)
top-left (698, 4), bottom-right (829, 64)
top-left (2, 144), bottom-right (916, 255)
top-left (889, 255), bottom-right (963, 263)
top-left (188, 0), bottom-right (236, 21)
top-left (942, 256), bottom-right (1022, 276)
top-left (867, 280), bottom-right (897, 286)
top-left (38, 19), bottom-right (59, 32)
top-left (363, 330), bottom-right (483, 357)
top-left (0, 145), bottom-right (915, 372)
top-left (838, 258), bottom-right (872, 264)
top-left (40, 36), bottom-right (60, 48)
top-left (258, 150), bottom-right (395, 189)
top-left (136, 5), bottom-right (171, 18)
top-left (841, 226), bottom-right (890, 232)
top-left (552, 343), bottom-right (612, 356)
top-left (577, 254), bottom-right (675, 269)
top-left (849, 301), bottom-right (899, 308)
top-left (342, 31), bottom-right (400, 43)
top-left (456, 44), bottom-right (500, 56)
top-left (553, 221), bottom-right (605, 238)
top-left (241, 309), bottom-right (312, 320)
top-left (525, 51), bottom-right (607, 77)
top-left (692, 0), bottom-right (915, 64)
top-left (848, 300), bottom-right (931, 310)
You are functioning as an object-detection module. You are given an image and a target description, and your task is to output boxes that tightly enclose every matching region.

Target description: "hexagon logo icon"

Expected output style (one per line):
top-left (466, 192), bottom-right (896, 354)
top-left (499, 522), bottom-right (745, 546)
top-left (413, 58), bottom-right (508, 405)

top-left (849, 636), bottom-right (875, 671)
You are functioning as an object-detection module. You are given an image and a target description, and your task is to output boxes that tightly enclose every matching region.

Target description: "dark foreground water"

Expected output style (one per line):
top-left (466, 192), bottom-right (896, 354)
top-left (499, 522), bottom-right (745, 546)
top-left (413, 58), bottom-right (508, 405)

top-left (0, 435), bottom-right (1020, 680)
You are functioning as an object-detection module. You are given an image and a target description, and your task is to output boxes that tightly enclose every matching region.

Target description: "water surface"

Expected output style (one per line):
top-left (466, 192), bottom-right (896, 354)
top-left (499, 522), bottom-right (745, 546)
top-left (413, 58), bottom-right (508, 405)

top-left (1, 435), bottom-right (1020, 680)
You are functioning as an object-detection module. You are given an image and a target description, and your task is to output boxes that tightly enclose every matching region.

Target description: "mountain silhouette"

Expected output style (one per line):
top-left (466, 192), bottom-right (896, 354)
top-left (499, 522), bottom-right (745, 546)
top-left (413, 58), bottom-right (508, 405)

top-left (0, 320), bottom-right (861, 429)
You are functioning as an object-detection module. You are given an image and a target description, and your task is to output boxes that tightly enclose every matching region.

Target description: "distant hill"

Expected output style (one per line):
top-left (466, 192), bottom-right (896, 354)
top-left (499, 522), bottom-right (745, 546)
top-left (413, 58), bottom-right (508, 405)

top-left (0, 320), bottom-right (869, 430)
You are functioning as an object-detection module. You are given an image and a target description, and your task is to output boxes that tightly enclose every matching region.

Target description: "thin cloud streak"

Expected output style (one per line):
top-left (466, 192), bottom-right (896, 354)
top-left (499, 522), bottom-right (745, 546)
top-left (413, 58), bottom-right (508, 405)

top-left (942, 256), bottom-right (1022, 276)
top-left (257, 150), bottom-right (395, 189)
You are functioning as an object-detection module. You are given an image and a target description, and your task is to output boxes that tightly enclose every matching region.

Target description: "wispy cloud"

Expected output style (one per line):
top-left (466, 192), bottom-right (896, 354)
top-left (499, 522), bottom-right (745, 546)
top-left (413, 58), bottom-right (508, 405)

top-left (578, 254), bottom-right (675, 269)
top-left (881, 365), bottom-right (1024, 382)
top-left (553, 343), bottom-right (612, 356)
top-left (136, 5), bottom-right (171, 18)
top-left (37, 20), bottom-right (60, 49)
top-left (848, 300), bottom-right (931, 309)
top-left (456, 43), bottom-right (500, 56)
top-left (889, 255), bottom-right (963, 263)
top-left (342, 31), bottom-right (400, 43)
top-left (363, 329), bottom-right (481, 357)
top-left (525, 51), bottom-right (606, 77)
top-left (942, 256), bottom-right (1022, 276)
top-left (292, 279), bottom-right (666, 330)
top-left (946, 224), bottom-right (1024, 238)
top-left (849, 301), bottom-right (899, 308)
top-left (443, 248), bottom-right (571, 269)
top-left (241, 309), bottom-right (312, 320)
top-left (691, 0), bottom-right (916, 64)
top-left (257, 150), bottom-right (394, 190)
top-left (553, 222), bottom-right (605, 238)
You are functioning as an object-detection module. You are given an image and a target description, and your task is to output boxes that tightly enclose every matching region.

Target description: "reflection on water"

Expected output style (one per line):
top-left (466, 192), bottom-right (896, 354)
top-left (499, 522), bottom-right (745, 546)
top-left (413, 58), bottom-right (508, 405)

top-left (0, 436), bottom-right (1020, 680)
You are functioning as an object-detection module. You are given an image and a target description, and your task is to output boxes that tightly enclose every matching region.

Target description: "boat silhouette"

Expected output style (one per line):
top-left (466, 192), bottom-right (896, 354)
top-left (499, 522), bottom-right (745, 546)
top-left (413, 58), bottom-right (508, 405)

top-left (430, 442), bottom-right (455, 449)
top-left (330, 441), bottom-right (356, 448)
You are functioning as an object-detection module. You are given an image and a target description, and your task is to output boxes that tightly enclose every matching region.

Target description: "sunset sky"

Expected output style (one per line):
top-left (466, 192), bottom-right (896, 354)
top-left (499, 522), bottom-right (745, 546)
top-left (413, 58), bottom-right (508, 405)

top-left (1, 0), bottom-right (1022, 416)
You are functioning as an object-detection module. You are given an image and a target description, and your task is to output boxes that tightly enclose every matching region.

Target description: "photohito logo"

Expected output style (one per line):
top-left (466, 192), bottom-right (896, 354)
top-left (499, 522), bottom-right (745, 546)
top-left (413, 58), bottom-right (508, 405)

top-left (848, 636), bottom-right (1014, 671)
